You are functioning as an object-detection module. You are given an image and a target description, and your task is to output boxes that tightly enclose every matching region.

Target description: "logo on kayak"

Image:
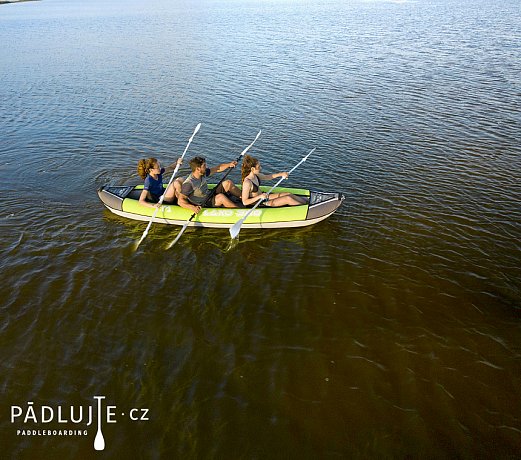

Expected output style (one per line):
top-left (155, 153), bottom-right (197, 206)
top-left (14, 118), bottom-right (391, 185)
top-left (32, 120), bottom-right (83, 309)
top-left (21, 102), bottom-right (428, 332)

top-left (202, 209), bottom-right (262, 217)
top-left (10, 396), bottom-right (149, 451)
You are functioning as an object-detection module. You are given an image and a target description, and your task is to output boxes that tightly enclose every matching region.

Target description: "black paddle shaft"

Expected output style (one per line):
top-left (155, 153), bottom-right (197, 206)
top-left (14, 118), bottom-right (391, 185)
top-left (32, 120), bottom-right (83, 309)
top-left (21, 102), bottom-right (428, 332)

top-left (187, 152), bottom-right (244, 221)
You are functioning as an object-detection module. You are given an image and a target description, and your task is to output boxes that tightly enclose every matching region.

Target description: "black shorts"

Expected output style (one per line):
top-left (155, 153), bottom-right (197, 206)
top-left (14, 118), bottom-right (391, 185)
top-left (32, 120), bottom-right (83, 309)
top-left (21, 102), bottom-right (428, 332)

top-left (189, 192), bottom-right (237, 208)
top-left (188, 198), bottom-right (209, 208)
top-left (149, 193), bottom-right (178, 205)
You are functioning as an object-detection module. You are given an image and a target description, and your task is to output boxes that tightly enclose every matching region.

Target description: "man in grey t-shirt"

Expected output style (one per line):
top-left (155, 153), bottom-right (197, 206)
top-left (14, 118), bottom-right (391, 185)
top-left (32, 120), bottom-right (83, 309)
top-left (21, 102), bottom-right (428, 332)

top-left (178, 156), bottom-right (242, 213)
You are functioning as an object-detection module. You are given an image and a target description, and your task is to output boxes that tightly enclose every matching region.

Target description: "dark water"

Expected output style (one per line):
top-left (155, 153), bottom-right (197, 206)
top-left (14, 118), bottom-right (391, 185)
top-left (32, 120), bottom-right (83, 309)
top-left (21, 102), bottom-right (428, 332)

top-left (1, 0), bottom-right (520, 458)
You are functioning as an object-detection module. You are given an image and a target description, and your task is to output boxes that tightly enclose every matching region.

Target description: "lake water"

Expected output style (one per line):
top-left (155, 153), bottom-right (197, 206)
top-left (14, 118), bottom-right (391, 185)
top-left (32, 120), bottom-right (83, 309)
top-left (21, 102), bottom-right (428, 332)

top-left (1, 0), bottom-right (520, 458)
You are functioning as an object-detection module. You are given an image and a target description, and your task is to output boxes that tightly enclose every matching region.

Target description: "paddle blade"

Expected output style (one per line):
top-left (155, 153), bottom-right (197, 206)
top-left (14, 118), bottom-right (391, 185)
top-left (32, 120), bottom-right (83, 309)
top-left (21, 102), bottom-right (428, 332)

top-left (229, 218), bottom-right (245, 239)
top-left (225, 236), bottom-right (240, 252)
top-left (132, 237), bottom-right (143, 252)
top-left (238, 130), bottom-right (261, 157)
top-left (94, 429), bottom-right (105, 451)
top-left (133, 225), bottom-right (150, 251)
top-left (166, 223), bottom-right (189, 249)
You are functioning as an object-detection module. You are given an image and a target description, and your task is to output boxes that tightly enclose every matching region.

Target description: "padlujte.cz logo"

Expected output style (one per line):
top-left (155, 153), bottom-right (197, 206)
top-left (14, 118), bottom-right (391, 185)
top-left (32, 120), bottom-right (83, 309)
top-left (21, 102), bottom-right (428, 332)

top-left (10, 396), bottom-right (149, 451)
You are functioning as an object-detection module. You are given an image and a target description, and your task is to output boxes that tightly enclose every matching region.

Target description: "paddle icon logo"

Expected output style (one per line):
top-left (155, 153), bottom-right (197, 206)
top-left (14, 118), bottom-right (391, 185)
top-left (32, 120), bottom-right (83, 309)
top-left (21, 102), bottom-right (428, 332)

top-left (10, 396), bottom-right (150, 451)
top-left (93, 396), bottom-right (105, 451)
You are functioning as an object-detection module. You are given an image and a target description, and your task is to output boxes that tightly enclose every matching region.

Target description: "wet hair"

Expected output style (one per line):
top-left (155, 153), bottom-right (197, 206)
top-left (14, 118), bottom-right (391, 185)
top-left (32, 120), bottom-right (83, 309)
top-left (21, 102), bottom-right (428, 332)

top-left (137, 158), bottom-right (158, 180)
top-left (189, 156), bottom-right (206, 172)
top-left (241, 155), bottom-right (259, 182)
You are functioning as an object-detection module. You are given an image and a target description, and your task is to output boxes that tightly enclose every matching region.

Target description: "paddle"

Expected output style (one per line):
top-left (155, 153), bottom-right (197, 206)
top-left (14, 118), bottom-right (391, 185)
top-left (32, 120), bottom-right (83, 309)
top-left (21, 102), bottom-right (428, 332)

top-left (93, 396), bottom-right (105, 451)
top-left (229, 147), bottom-right (315, 240)
top-left (133, 123), bottom-right (201, 251)
top-left (166, 130), bottom-right (262, 249)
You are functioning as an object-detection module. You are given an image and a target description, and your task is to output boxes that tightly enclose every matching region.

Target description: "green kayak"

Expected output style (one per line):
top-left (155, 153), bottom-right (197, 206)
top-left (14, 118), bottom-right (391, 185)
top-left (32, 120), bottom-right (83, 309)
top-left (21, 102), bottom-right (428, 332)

top-left (98, 184), bottom-right (344, 229)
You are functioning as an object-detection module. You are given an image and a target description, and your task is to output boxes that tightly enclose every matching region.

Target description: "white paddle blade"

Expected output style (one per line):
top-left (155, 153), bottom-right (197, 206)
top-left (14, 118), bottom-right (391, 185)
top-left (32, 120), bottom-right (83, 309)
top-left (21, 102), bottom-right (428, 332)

top-left (239, 130), bottom-right (261, 156)
top-left (133, 221), bottom-right (152, 251)
top-left (94, 429), bottom-right (105, 451)
top-left (166, 223), bottom-right (189, 249)
top-left (229, 218), bottom-right (245, 239)
top-left (250, 129), bottom-right (261, 145)
top-left (134, 233), bottom-right (146, 250)
top-left (229, 195), bottom-right (266, 239)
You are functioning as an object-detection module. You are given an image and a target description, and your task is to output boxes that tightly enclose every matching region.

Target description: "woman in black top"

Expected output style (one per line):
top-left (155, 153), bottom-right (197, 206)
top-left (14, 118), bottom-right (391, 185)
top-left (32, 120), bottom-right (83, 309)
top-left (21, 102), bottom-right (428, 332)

top-left (241, 155), bottom-right (307, 207)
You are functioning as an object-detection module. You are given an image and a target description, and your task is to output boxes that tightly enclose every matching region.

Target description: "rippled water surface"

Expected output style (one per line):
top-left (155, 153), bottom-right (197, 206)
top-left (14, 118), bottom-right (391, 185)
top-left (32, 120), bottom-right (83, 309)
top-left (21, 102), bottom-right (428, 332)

top-left (1, 0), bottom-right (520, 458)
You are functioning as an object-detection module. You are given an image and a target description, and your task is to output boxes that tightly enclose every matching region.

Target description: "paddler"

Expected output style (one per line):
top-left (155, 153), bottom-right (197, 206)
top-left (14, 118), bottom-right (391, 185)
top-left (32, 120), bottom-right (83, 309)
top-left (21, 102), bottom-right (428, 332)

top-left (137, 157), bottom-right (184, 209)
top-left (178, 156), bottom-right (242, 213)
top-left (240, 155), bottom-right (307, 207)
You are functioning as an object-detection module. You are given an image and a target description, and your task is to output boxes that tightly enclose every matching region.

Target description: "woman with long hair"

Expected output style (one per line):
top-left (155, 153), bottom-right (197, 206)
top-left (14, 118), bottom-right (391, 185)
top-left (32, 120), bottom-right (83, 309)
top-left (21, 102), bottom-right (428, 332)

top-left (240, 155), bottom-right (307, 207)
top-left (136, 157), bottom-right (183, 208)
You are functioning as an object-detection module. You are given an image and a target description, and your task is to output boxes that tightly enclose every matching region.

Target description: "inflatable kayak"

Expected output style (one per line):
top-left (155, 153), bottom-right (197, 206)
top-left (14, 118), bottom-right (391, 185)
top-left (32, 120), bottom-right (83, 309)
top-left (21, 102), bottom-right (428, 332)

top-left (97, 184), bottom-right (344, 229)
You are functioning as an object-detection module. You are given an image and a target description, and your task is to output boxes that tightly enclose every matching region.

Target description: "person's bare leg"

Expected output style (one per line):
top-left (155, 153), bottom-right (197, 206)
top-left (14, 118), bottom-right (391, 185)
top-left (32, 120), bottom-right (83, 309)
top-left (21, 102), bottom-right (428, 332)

top-left (221, 179), bottom-right (241, 198)
top-left (214, 193), bottom-right (239, 208)
top-left (269, 192), bottom-right (307, 205)
top-left (162, 183), bottom-right (176, 203)
top-left (267, 194), bottom-right (304, 207)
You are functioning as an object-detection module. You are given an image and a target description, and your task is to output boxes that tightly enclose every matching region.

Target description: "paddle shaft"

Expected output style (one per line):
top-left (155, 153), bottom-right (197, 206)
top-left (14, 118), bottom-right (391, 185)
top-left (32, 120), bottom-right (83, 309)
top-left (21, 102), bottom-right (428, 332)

top-left (188, 153), bottom-right (241, 219)
top-left (165, 166), bottom-right (236, 247)
top-left (229, 147), bottom-right (315, 239)
top-left (135, 123), bottom-right (201, 247)
top-left (166, 130), bottom-right (262, 248)
top-left (159, 122), bottom-right (203, 206)
top-left (197, 130), bottom-right (262, 211)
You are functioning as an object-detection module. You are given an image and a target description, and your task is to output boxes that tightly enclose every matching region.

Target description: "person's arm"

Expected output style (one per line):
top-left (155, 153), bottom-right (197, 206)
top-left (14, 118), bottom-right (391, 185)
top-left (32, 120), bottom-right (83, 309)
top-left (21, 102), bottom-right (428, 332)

top-left (241, 179), bottom-right (267, 206)
top-left (138, 189), bottom-right (160, 209)
top-left (208, 161), bottom-right (237, 176)
top-left (179, 182), bottom-right (201, 213)
top-left (164, 157), bottom-right (183, 173)
top-left (178, 193), bottom-right (201, 213)
top-left (258, 171), bottom-right (288, 181)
